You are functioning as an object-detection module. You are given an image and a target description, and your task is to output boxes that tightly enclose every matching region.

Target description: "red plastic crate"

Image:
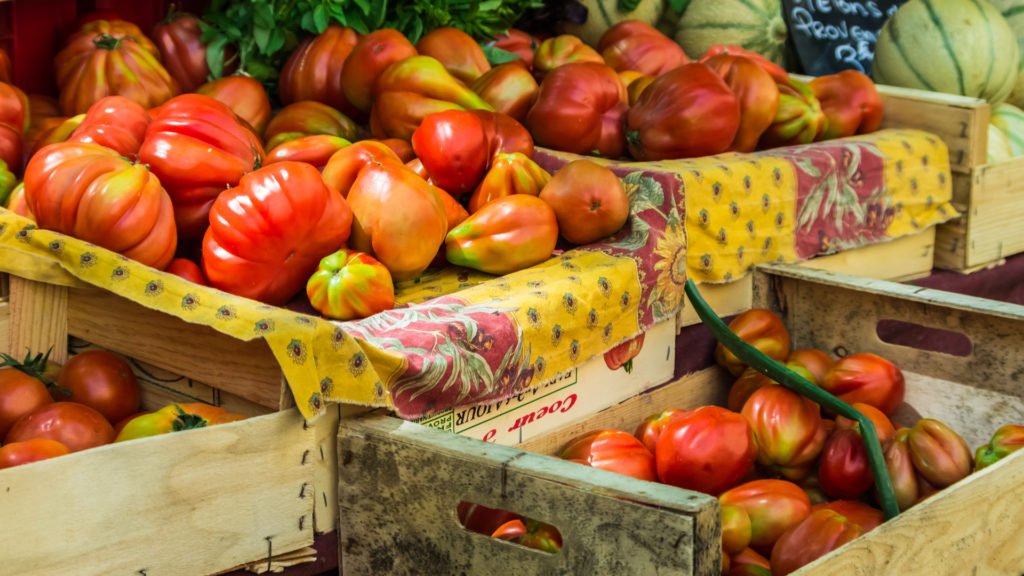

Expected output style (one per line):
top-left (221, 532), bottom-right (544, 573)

top-left (1, 0), bottom-right (205, 95)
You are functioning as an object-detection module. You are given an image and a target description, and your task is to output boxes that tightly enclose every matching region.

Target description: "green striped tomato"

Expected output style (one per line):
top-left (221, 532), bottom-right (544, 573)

top-left (306, 249), bottom-right (395, 321)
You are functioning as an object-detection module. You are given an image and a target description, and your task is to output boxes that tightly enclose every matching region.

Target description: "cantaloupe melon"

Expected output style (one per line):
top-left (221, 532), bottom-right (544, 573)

top-left (987, 0), bottom-right (1024, 108)
top-left (988, 122), bottom-right (1015, 163)
top-left (560, 0), bottom-right (665, 48)
top-left (673, 0), bottom-right (788, 65)
top-left (873, 0), bottom-right (1020, 104)
top-left (991, 102), bottom-right (1024, 157)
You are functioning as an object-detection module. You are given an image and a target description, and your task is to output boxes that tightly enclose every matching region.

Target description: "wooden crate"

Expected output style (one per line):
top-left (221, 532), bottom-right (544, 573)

top-left (0, 272), bottom-right (8, 354)
top-left (338, 265), bottom-right (1024, 575)
top-left (0, 276), bottom-right (341, 576)
top-left (875, 84), bottom-right (1024, 272)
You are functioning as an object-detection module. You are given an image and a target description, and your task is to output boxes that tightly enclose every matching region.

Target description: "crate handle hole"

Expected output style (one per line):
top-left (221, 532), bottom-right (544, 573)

top-left (456, 500), bottom-right (562, 554)
top-left (875, 319), bottom-right (973, 357)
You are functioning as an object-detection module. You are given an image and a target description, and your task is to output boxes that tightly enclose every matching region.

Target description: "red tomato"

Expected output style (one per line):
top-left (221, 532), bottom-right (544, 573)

top-left (742, 384), bottom-right (826, 475)
top-left (721, 503), bottom-right (753, 555)
top-left (0, 364), bottom-right (53, 439)
top-left (558, 429), bottom-right (657, 482)
top-left (486, 29), bottom-right (537, 68)
top-left (0, 81), bottom-right (28, 174)
top-left (411, 110), bottom-right (490, 196)
top-left (730, 547), bottom-right (771, 570)
top-left (67, 95), bottom-right (150, 156)
top-left (56, 350), bottom-right (141, 424)
top-left (818, 427), bottom-right (874, 499)
top-left (770, 509), bottom-right (863, 575)
top-left (0, 438), bottom-right (70, 468)
top-left (6, 402), bottom-right (115, 451)
top-left (633, 407), bottom-right (687, 454)
top-left (727, 368), bottom-right (772, 413)
top-left (655, 406), bottom-right (757, 495)
top-left (196, 76), bottom-right (272, 136)
top-left (715, 309), bottom-right (791, 376)
top-left (491, 518), bottom-right (563, 553)
top-left (341, 29), bottom-right (418, 113)
top-left (812, 500), bottom-right (883, 533)
top-left (883, 427), bottom-right (920, 511)
top-left (822, 353), bottom-right (905, 415)
top-left (165, 258), bottom-right (207, 286)
top-left (719, 479), bottom-right (811, 554)
top-left (456, 502), bottom-right (520, 536)
top-left (907, 418), bottom-right (972, 488)
top-left (279, 25), bottom-right (361, 118)
top-left (539, 159), bottom-right (630, 245)
top-left (785, 349), bottom-right (833, 385)
top-left (834, 402), bottom-right (896, 446)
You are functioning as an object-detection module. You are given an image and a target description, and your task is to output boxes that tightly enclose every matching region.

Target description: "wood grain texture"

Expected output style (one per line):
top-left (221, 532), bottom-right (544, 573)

top-left (965, 160), bottom-right (1024, 267)
top-left (0, 299), bottom-right (9, 355)
top-left (800, 228), bottom-right (936, 282)
top-left (338, 414), bottom-right (721, 576)
top-left (0, 409), bottom-right (316, 576)
top-left (8, 276), bottom-right (68, 362)
top-left (66, 287), bottom-right (284, 409)
top-left (312, 404), bottom-right (341, 535)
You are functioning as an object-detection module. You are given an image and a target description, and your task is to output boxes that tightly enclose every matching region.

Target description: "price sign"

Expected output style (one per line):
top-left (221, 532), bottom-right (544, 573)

top-left (782, 0), bottom-right (907, 76)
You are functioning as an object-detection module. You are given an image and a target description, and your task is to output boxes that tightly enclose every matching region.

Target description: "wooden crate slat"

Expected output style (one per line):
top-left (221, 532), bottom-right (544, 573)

top-left (8, 276), bottom-right (68, 362)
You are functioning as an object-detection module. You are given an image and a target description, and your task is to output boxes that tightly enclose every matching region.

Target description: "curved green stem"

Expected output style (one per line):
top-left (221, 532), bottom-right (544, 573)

top-left (684, 279), bottom-right (900, 520)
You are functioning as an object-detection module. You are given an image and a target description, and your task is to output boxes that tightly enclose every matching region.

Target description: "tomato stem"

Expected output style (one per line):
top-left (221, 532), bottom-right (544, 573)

top-left (93, 33), bottom-right (123, 51)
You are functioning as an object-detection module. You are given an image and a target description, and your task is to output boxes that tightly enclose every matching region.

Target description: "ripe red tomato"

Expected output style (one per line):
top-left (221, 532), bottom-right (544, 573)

top-left (822, 353), bottom-right (905, 415)
top-left (742, 384), bottom-right (826, 476)
top-left (491, 518), bottom-right (563, 553)
top-left (165, 258), bottom-right (207, 286)
top-left (539, 159), bottom-right (630, 245)
top-left (6, 402), bottom-right (115, 451)
top-left (558, 429), bottom-right (657, 482)
top-left (818, 427), bottom-right (874, 499)
top-left (0, 438), bottom-right (70, 468)
top-left (785, 349), bottom-right (833, 385)
top-left (715, 309), bottom-right (791, 376)
top-left (411, 110), bottom-right (490, 196)
top-left (720, 503), bottom-right (752, 555)
top-left (456, 501), bottom-right (520, 536)
top-left (633, 407), bottom-right (687, 454)
top-left (770, 509), bottom-right (863, 575)
top-left (834, 402), bottom-right (896, 446)
top-left (812, 500), bottom-right (883, 533)
top-left (907, 418), bottom-right (973, 488)
top-left (0, 364), bottom-right (53, 438)
top-left (56, 350), bottom-right (141, 424)
top-left (719, 479), bottom-right (811, 554)
top-left (655, 406), bottom-right (757, 494)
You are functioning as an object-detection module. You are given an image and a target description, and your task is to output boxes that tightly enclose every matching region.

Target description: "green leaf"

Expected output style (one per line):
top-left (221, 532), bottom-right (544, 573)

top-left (353, 0), bottom-right (372, 15)
top-left (252, 2), bottom-right (275, 29)
top-left (481, 45), bottom-right (521, 65)
top-left (669, 0), bottom-right (692, 14)
top-left (313, 4), bottom-right (329, 32)
top-left (301, 11), bottom-right (317, 33)
top-left (268, 28), bottom-right (286, 54)
top-left (206, 37), bottom-right (229, 79)
top-left (253, 25), bottom-right (272, 54)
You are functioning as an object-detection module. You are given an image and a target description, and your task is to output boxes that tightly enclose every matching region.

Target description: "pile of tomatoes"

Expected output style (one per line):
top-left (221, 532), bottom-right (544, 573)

top-left (0, 349), bottom-right (244, 469)
top-left (456, 309), bottom-right (1024, 575)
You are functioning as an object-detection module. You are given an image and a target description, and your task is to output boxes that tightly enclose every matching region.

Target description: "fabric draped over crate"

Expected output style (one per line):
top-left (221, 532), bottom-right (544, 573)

top-left (0, 129), bottom-right (956, 421)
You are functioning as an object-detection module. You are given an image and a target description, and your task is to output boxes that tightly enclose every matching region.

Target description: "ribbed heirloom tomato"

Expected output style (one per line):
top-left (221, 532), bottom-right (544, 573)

top-left (67, 95), bottom-right (150, 156)
top-left (719, 479), bottom-right (812, 553)
top-left (306, 249), bottom-right (395, 321)
top-left (196, 76), bottom-right (272, 136)
top-left (715, 309), bottom-right (792, 376)
top-left (279, 25), bottom-right (361, 117)
top-left (656, 406), bottom-right (757, 494)
top-left (411, 110), bottom-right (490, 196)
top-left (0, 81), bottom-right (28, 174)
top-left (558, 428), bottom-right (657, 481)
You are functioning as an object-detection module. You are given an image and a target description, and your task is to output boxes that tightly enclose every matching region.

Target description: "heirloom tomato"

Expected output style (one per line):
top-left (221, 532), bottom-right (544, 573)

top-left (700, 45), bottom-right (788, 83)
top-left (626, 63), bottom-right (740, 160)
top-left (770, 509), bottom-right (863, 576)
top-left (810, 70), bottom-right (883, 140)
top-left (721, 503), bottom-right (753, 555)
top-left (266, 135), bottom-right (351, 171)
top-left (416, 27), bottom-right (491, 84)
top-left (491, 518), bottom-right (563, 553)
top-left (457, 501), bottom-right (520, 536)
top-left (539, 159), bottom-right (629, 244)
top-left (56, 350), bottom-right (141, 424)
top-left (24, 115), bottom-right (83, 159)
top-left (411, 110), bottom-right (490, 196)
top-left (728, 368), bottom-right (772, 412)
top-left (818, 427), bottom-right (873, 499)
top-left (0, 357), bottom-right (54, 438)
top-left (834, 402), bottom-right (896, 446)
top-left (196, 76), bottom-right (272, 136)
top-left (730, 547), bottom-right (771, 571)
top-left (471, 63), bottom-right (539, 122)
top-left (307, 249), bottom-right (395, 321)
top-left (375, 138), bottom-right (415, 163)
top-left (6, 402), bottom-right (114, 451)
top-left (758, 77), bottom-right (827, 148)
top-left (812, 500), bottom-right (883, 532)
top-left (158, 402), bottom-right (244, 425)
top-left (341, 29), bottom-right (418, 114)
top-left (323, 144), bottom-right (448, 281)
top-left (116, 403), bottom-right (243, 442)
top-left (883, 427), bottom-right (920, 511)
top-left (486, 29), bottom-right (537, 68)
top-left (742, 385), bottom-right (826, 475)
top-left (598, 20), bottom-right (688, 76)
top-left (165, 258), bottom-right (207, 285)
top-left (785, 349), bottom-right (833, 385)
top-left (467, 152), bottom-right (550, 213)
top-left (445, 195), bottom-right (558, 275)
top-left (0, 81), bottom-right (28, 174)
top-left (0, 47), bottom-right (9, 83)
top-left (69, 19), bottom-right (158, 55)
top-left (139, 94), bottom-right (265, 241)
top-left (703, 54), bottom-right (780, 153)
top-left (558, 428), bottom-right (657, 482)
top-left (907, 418), bottom-right (972, 488)
top-left (633, 406), bottom-right (686, 454)
top-left (202, 161), bottom-right (352, 305)
top-left (5, 183), bottom-right (32, 219)
top-left (0, 439), bottom-right (70, 468)
top-left (822, 353), bottom-right (905, 415)
top-left (532, 35), bottom-right (604, 81)
top-left (628, 75), bottom-right (655, 105)
top-left (279, 25), bottom-right (361, 118)
top-left (656, 406), bottom-right (757, 495)
top-left (975, 424), bottom-right (1024, 471)
top-left (152, 11), bottom-right (229, 93)
top-left (0, 160), bottom-right (13, 205)
top-left (472, 110), bottom-right (534, 160)
top-left (264, 101), bottom-right (358, 151)
top-left (24, 142), bottom-right (177, 269)
top-left (526, 62), bottom-right (628, 159)
top-left (55, 22), bottom-right (178, 115)
top-left (719, 479), bottom-right (812, 553)
top-left (67, 95), bottom-right (150, 156)
top-left (715, 309), bottom-right (791, 376)
top-left (605, 332), bottom-right (646, 373)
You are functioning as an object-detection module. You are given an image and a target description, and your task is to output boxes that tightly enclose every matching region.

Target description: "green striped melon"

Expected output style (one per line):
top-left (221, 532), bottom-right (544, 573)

top-left (988, 122), bottom-right (1014, 162)
top-left (991, 102), bottom-right (1024, 157)
top-left (673, 0), bottom-right (788, 65)
top-left (873, 0), bottom-right (1020, 105)
top-left (559, 0), bottom-right (665, 47)
top-left (987, 0), bottom-right (1024, 108)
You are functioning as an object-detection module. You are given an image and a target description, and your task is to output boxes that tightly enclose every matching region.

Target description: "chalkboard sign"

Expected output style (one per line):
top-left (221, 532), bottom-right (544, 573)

top-left (782, 0), bottom-right (908, 76)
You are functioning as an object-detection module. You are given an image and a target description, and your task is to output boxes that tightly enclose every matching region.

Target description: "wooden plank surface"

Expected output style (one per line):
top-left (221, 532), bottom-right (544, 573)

top-left (338, 414), bottom-right (721, 576)
top-left (965, 160), bottom-right (1024, 267)
top-left (0, 409), bottom-right (315, 576)
top-left (8, 276), bottom-right (69, 362)
top-left (800, 228), bottom-right (936, 282)
top-left (66, 287), bottom-right (284, 409)
top-left (0, 299), bottom-right (8, 355)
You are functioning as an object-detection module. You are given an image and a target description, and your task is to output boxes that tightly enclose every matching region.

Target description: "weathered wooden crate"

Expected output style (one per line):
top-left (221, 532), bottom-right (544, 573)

top-left (0, 276), bottom-right (339, 576)
top-left (874, 84), bottom-right (1024, 272)
top-left (338, 265), bottom-right (1024, 575)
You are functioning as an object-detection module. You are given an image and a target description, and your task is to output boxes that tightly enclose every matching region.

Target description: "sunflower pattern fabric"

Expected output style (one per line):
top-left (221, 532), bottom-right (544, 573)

top-left (536, 129), bottom-right (957, 284)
